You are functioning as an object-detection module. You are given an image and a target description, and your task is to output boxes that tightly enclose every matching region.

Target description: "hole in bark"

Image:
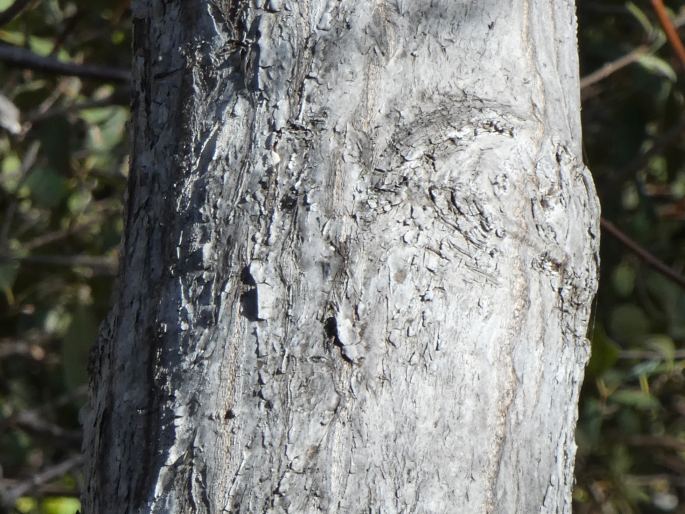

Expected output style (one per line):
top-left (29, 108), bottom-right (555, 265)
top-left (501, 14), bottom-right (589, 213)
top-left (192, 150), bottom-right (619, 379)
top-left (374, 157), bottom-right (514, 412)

top-left (240, 265), bottom-right (259, 321)
top-left (280, 194), bottom-right (297, 210)
top-left (240, 289), bottom-right (259, 321)
top-left (323, 316), bottom-right (338, 338)
top-left (225, 408), bottom-right (236, 420)
top-left (240, 265), bottom-right (257, 286)
top-left (323, 316), bottom-right (354, 365)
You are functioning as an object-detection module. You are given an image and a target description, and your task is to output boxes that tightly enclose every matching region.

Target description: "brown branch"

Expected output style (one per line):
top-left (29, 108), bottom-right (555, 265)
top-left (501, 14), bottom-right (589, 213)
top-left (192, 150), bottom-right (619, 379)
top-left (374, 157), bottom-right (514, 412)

top-left (580, 45), bottom-right (649, 91)
top-left (0, 44), bottom-right (130, 83)
top-left (600, 217), bottom-right (685, 290)
top-left (0, 0), bottom-right (35, 28)
top-left (651, 0), bottom-right (685, 68)
top-left (580, 12), bottom-right (685, 92)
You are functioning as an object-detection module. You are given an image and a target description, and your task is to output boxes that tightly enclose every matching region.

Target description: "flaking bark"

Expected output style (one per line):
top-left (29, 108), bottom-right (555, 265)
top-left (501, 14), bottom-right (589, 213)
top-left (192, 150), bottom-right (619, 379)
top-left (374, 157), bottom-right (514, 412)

top-left (83, 1), bottom-right (599, 512)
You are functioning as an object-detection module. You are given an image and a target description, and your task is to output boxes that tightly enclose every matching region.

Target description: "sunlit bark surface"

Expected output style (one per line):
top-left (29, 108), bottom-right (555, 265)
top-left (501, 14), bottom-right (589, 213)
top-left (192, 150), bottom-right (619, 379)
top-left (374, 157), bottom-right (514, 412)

top-left (83, 1), bottom-right (599, 512)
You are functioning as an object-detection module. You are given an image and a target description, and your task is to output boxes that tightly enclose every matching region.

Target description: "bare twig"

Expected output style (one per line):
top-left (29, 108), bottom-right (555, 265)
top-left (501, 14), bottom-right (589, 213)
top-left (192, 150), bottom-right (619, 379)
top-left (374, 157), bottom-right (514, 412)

top-left (19, 201), bottom-right (121, 250)
top-left (626, 474), bottom-right (685, 487)
top-left (580, 45), bottom-right (650, 90)
top-left (0, 253), bottom-right (118, 275)
top-left (0, 454), bottom-right (83, 506)
top-left (0, 0), bottom-right (35, 28)
top-left (651, 0), bottom-right (685, 68)
top-left (0, 339), bottom-right (48, 360)
top-left (25, 90), bottom-right (129, 123)
top-left (0, 479), bottom-right (77, 497)
top-left (0, 44), bottom-right (130, 83)
top-left (619, 349), bottom-right (685, 360)
top-left (580, 12), bottom-right (685, 92)
top-left (9, 410), bottom-right (82, 444)
top-left (627, 435), bottom-right (685, 450)
top-left (0, 383), bottom-right (85, 452)
top-left (600, 217), bottom-right (685, 290)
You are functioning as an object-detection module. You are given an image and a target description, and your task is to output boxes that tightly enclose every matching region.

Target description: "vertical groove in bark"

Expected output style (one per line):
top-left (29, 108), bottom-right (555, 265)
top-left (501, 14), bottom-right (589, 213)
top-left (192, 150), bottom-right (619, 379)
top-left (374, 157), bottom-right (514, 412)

top-left (83, 1), bottom-right (599, 513)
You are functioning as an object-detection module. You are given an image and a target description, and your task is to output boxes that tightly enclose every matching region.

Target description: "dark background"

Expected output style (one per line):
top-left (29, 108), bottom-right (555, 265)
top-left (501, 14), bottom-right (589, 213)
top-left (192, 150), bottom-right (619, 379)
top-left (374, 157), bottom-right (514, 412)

top-left (0, 1), bottom-right (684, 512)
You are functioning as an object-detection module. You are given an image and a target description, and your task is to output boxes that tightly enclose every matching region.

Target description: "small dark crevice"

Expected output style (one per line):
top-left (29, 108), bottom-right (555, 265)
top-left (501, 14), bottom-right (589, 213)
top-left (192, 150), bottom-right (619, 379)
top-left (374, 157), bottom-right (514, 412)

top-left (323, 316), bottom-right (354, 365)
top-left (323, 316), bottom-right (338, 338)
top-left (280, 193), bottom-right (297, 210)
top-left (240, 265), bottom-right (260, 321)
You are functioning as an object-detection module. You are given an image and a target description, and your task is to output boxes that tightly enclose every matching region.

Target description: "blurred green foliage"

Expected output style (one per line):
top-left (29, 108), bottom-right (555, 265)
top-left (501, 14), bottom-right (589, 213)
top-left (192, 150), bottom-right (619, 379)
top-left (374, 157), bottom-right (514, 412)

top-left (1, 0), bottom-right (685, 513)
top-left (576, 1), bottom-right (685, 512)
top-left (0, 0), bottom-right (129, 511)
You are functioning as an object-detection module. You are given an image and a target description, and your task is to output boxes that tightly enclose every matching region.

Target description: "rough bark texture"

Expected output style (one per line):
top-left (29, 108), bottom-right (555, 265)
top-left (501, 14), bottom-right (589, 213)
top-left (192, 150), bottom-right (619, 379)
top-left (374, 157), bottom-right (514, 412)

top-left (83, 1), bottom-right (600, 513)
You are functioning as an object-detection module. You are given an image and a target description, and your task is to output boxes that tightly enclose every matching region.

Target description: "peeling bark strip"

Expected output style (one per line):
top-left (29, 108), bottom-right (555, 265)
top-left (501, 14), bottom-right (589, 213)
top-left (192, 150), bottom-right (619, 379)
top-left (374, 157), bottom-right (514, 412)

top-left (83, 1), bottom-right (599, 513)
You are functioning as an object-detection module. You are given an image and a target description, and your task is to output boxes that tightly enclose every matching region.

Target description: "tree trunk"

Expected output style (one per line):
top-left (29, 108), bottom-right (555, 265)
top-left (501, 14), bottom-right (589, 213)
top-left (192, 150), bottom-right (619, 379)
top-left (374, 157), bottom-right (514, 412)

top-left (83, 1), bottom-right (599, 512)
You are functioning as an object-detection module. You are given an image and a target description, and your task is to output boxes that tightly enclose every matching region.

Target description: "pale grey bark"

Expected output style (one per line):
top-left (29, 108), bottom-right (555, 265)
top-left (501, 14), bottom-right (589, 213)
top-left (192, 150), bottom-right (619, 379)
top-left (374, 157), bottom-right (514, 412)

top-left (83, 1), bottom-right (599, 513)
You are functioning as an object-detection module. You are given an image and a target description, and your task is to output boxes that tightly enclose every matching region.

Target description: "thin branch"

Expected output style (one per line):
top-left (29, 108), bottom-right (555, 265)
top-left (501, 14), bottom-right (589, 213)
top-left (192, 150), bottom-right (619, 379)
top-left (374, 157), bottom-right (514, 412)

top-left (580, 12), bottom-right (685, 92)
top-left (18, 201), bottom-right (122, 250)
top-left (580, 45), bottom-right (649, 90)
top-left (626, 474), bottom-right (685, 487)
top-left (0, 479), bottom-right (78, 497)
top-left (5, 384), bottom-right (88, 419)
top-left (0, 253), bottom-right (118, 275)
top-left (619, 349), bottom-right (685, 360)
top-left (626, 435), bottom-right (685, 450)
top-left (24, 90), bottom-right (129, 123)
top-left (600, 217), bottom-right (685, 290)
top-left (0, 44), bottom-right (130, 83)
top-left (9, 411), bottom-right (82, 444)
top-left (651, 0), bottom-right (685, 68)
top-left (0, 0), bottom-right (34, 28)
top-left (0, 339), bottom-right (47, 360)
top-left (0, 454), bottom-right (83, 507)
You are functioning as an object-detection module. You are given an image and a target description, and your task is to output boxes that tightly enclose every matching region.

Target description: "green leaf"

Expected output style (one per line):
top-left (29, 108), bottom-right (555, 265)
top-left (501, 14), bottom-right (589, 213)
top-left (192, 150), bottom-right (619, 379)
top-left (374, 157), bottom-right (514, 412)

top-left (630, 359), bottom-right (660, 378)
top-left (0, 31), bottom-right (70, 60)
top-left (1, 152), bottom-right (22, 192)
top-left (609, 304), bottom-right (649, 345)
top-left (67, 189), bottom-right (92, 214)
top-left (0, 261), bottom-right (19, 291)
top-left (612, 262), bottom-right (636, 297)
top-left (62, 306), bottom-right (98, 391)
top-left (14, 497), bottom-right (37, 514)
top-left (626, 2), bottom-right (654, 36)
top-left (22, 167), bottom-right (68, 208)
top-left (621, 183), bottom-right (639, 210)
top-left (84, 106), bottom-right (128, 153)
top-left (637, 54), bottom-right (677, 82)
top-left (611, 389), bottom-right (660, 410)
top-left (587, 326), bottom-right (621, 378)
top-left (646, 335), bottom-right (676, 365)
top-left (41, 497), bottom-right (81, 514)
